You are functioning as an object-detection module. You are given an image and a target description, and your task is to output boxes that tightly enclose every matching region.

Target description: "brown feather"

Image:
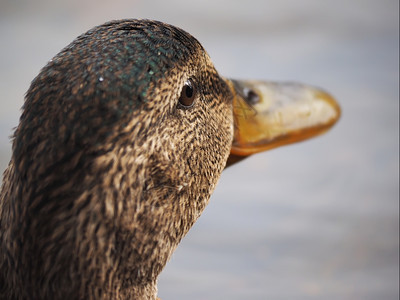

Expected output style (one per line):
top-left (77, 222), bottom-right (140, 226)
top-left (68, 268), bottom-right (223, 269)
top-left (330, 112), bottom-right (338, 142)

top-left (0, 19), bottom-right (234, 299)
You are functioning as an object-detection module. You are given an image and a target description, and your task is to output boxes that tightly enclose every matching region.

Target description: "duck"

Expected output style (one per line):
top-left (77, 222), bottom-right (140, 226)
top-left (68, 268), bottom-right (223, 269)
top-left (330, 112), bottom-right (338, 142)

top-left (0, 19), bottom-right (340, 300)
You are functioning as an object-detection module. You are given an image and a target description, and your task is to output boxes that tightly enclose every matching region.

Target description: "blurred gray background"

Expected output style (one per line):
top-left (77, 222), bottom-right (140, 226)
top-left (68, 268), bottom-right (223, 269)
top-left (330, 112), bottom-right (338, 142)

top-left (0, 0), bottom-right (398, 299)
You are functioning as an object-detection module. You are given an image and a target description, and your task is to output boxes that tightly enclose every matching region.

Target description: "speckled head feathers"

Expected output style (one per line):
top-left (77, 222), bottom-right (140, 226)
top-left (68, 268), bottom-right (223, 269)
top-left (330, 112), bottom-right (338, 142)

top-left (1, 19), bottom-right (234, 299)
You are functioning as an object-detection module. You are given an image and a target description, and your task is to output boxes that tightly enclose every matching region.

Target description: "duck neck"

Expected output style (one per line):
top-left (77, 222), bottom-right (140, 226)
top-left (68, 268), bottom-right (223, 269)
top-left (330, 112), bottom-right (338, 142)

top-left (117, 281), bottom-right (158, 300)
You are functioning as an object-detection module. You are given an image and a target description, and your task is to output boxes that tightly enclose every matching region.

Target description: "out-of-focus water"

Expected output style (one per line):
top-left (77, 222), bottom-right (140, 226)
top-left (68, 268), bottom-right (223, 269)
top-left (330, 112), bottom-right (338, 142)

top-left (0, 0), bottom-right (398, 299)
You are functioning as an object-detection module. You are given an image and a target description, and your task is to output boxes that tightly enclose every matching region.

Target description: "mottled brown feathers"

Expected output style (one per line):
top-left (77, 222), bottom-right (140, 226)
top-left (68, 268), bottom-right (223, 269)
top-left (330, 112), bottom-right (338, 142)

top-left (0, 19), bottom-right (234, 299)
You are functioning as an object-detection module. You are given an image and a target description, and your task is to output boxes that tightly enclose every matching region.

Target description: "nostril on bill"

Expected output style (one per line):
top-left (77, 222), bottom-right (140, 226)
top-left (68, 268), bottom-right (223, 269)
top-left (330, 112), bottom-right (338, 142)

top-left (244, 88), bottom-right (260, 105)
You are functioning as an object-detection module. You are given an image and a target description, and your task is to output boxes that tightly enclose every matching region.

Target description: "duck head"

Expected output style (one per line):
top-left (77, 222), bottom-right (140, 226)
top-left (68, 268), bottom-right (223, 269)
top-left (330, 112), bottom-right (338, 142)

top-left (0, 19), bottom-right (340, 299)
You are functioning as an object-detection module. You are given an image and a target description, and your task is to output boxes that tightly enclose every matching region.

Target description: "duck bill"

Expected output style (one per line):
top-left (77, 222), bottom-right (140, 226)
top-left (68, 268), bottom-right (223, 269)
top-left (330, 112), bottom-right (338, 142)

top-left (225, 79), bottom-right (341, 166)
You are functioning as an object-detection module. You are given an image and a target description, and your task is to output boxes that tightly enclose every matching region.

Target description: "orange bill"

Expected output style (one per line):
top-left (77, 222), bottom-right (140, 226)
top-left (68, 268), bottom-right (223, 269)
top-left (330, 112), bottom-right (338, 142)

top-left (225, 79), bottom-right (341, 166)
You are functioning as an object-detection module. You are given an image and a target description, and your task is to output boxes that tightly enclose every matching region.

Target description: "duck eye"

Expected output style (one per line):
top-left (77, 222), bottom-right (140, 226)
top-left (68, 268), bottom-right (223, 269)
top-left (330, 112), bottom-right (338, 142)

top-left (178, 79), bottom-right (196, 108)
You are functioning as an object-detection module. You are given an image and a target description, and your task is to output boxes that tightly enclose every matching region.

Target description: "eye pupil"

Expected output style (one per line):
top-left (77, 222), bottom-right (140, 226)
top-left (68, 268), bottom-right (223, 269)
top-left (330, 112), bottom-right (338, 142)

top-left (179, 79), bottom-right (196, 108)
top-left (185, 85), bottom-right (193, 98)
